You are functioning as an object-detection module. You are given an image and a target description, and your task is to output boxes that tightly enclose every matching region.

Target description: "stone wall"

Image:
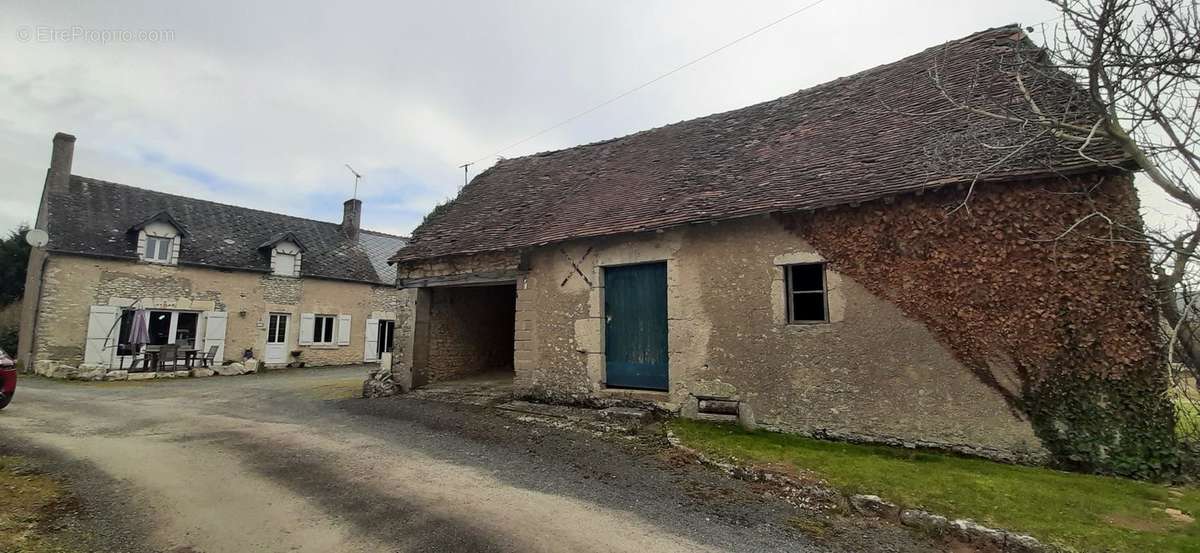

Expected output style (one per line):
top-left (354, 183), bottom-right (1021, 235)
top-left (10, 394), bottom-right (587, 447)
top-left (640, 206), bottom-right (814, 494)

top-left (25, 254), bottom-right (411, 370)
top-left (500, 215), bottom-right (1047, 459)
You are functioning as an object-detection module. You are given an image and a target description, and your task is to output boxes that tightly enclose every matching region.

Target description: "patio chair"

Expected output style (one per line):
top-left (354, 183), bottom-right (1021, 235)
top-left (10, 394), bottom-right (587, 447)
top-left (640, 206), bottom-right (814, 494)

top-left (156, 344), bottom-right (179, 371)
top-left (198, 345), bottom-right (219, 368)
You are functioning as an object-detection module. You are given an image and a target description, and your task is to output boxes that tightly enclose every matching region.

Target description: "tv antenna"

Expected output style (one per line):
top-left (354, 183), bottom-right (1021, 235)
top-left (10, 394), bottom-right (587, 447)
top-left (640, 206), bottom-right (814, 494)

top-left (344, 164), bottom-right (363, 199)
top-left (458, 162), bottom-right (472, 188)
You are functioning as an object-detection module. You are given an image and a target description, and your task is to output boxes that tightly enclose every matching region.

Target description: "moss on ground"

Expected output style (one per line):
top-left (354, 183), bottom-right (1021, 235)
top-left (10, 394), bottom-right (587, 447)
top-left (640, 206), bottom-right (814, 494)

top-left (670, 419), bottom-right (1200, 553)
top-left (0, 456), bottom-right (79, 553)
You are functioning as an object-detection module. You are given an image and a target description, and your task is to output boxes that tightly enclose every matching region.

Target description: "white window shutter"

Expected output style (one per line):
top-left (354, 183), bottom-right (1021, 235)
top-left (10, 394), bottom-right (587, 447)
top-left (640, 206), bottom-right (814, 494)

top-left (84, 305), bottom-right (121, 368)
top-left (363, 318), bottom-right (379, 361)
top-left (298, 313), bottom-right (315, 345)
top-left (337, 314), bottom-right (352, 346)
top-left (202, 311), bottom-right (228, 363)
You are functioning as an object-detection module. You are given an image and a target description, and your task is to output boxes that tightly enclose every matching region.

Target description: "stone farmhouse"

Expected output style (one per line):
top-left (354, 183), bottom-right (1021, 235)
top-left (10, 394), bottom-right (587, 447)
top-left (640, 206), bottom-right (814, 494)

top-left (390, 26), bottom-right (1163, 462)
top-left (18, 133), bottom-right (411, 378)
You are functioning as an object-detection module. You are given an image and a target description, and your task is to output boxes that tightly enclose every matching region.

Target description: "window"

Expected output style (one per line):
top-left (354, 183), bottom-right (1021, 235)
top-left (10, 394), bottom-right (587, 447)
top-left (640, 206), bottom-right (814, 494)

top-left (274, 252), bottom-right (298, 277)
top-left (144, 236), bottom-right (172, 263)
top-left (117, 309), bottom-right (135, 355)
top-left (786, 263), bottom-right (828, 323)
top-left (175, 312), bottom-right (198, 349)
top-left (312, 315), bottom-right (336, 344)
top-left (377, 319), bottom-right (395, 355)
top-left (268, 313), bottom-right (288, 344)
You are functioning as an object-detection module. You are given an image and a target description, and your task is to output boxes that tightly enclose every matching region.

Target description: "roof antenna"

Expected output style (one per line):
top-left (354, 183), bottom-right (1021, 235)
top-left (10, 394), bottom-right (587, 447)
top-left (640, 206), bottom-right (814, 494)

top-left (344, 164), bottom-right (363, 199)
top-left (458, 162), bottom-right (472, 189)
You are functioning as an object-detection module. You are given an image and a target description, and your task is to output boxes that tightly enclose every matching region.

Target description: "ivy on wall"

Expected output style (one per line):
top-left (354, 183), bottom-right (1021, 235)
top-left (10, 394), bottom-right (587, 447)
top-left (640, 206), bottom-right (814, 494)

top-left (777, 173), bottom-right (1178, 478)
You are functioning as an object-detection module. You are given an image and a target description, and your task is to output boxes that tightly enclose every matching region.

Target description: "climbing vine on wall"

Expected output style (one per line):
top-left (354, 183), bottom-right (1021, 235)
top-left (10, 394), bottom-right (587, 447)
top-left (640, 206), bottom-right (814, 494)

top-left (776, 173), bottom-right (1179, 478)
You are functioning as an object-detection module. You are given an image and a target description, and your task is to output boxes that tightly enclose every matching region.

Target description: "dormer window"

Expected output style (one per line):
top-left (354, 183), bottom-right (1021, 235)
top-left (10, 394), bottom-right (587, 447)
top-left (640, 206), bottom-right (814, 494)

top-left (145, 236), bottom-right (173, 263)
top-left (274, 249), bottom-right (299, 277)
top-left (130, 211), bottom-right (187, 266)
top-left (259, 232), bottom-right (306, 278)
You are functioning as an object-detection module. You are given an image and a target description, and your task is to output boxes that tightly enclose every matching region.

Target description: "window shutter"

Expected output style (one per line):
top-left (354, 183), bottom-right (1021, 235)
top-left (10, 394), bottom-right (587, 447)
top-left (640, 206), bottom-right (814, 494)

top-left (84, 305), bottom-right (121, 367)
top-left (202, 311), bottom-right (228, 363)
top-left (363, 318), bottom-right (379, 361)
top-left (298, 313), bottom-right (315, 345)
top-left (337, 314), bottom-right (352, 346)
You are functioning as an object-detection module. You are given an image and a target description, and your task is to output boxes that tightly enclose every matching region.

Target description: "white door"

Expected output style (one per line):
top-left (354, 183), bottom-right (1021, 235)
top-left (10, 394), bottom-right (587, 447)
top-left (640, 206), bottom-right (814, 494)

top-left (266, 313), bottom-right (290, 364)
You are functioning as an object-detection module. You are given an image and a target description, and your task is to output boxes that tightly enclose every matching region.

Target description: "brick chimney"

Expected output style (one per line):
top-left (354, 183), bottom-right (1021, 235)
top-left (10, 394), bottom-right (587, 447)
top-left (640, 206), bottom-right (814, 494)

top-left (342, 198), bottom-right (362, 239)
top-left (48, 132), bottom-right (75, 189)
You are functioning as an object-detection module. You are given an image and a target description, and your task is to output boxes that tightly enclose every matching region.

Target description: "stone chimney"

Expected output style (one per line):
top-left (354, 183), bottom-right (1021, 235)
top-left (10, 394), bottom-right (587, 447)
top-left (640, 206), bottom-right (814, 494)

top-left (342, 198), bottom-right (362, 239)
top-left (48, 132), bottom-right (75, 189)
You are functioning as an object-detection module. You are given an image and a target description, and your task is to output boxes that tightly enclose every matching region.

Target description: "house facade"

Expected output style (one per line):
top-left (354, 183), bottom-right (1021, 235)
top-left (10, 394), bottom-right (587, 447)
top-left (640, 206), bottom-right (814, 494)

top-left (389, 27), bottom-right (1168, 463)
top-left (18, 133), bottom-right (412, 378)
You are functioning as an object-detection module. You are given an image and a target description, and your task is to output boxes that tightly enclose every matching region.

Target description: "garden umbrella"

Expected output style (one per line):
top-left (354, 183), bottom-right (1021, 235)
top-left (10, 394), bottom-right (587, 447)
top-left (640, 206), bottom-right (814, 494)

top-left (130, 309), bottom-right (150, 345)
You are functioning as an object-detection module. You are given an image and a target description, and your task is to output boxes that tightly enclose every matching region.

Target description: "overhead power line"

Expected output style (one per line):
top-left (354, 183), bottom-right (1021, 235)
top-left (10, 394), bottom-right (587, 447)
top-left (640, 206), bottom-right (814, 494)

top-left (466, 0), bottom-right (832, 167)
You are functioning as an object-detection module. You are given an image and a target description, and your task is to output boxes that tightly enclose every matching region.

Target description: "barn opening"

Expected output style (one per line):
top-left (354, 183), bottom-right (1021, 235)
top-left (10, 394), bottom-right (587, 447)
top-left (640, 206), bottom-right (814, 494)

top-left (411, 283), bottom-right (517, 389)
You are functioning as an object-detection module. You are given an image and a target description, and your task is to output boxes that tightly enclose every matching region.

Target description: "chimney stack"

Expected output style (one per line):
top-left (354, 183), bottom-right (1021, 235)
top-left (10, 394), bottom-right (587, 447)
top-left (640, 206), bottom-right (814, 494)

top-left (48, 132), bottom-right (75, 189)
top-left (342, 198), bottom-right (362, 239)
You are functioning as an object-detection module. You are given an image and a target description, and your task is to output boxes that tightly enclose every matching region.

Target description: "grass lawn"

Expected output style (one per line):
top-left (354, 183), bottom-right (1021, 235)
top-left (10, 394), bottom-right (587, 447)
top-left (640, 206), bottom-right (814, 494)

top-left (670, 419), bottom-right (1200, 553)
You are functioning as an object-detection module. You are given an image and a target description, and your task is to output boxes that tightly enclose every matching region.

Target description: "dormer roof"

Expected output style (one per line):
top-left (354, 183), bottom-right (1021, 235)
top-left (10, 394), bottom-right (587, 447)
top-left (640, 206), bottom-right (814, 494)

top-left (257, 231), bottom-right (308, 252)
top-left (129, 210), bottom-right (190, 237)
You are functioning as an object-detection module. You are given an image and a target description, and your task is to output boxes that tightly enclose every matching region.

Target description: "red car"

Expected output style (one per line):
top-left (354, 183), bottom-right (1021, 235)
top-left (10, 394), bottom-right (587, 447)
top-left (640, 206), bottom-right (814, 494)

top-left (0, 347), bottom-right (15, 410)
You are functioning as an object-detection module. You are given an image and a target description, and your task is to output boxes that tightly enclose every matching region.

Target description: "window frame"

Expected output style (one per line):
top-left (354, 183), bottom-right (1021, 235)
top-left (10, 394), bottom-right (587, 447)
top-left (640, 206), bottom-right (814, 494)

top-left (785, 262), bottom-right (830, 324)
top-left (312, 314), bottom-right (336, 345)
top-left (144, 236), bottom-right (173, 263)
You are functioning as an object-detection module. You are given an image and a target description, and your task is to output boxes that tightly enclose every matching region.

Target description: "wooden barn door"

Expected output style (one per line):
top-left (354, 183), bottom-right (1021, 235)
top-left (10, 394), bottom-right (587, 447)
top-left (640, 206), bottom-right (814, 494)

top-left (603, 262), bottom-right (668, 391)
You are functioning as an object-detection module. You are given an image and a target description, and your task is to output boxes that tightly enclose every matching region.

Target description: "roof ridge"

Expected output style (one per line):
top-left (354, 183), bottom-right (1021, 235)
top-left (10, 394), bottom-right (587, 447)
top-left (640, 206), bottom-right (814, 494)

top-left (69, 175), bottom-right (403, 239)
top-left (359, 228), bottom-right (410, 240)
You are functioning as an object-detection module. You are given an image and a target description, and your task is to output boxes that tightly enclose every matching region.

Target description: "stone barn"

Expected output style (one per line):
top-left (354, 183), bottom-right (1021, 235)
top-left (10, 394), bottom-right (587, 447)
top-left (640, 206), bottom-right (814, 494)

top-left (389, 26), bottom-right (1171, 465)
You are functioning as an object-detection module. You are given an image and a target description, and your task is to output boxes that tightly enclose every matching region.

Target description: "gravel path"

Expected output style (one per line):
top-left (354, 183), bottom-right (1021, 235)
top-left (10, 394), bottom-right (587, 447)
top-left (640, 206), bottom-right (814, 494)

top-left (0, 367), bottom-right (940, 553)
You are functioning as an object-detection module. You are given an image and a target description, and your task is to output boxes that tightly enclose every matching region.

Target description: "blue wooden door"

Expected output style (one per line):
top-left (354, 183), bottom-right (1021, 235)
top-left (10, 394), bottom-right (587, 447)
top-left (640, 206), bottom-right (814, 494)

top-left (604, 262), bottom-right (668, 391)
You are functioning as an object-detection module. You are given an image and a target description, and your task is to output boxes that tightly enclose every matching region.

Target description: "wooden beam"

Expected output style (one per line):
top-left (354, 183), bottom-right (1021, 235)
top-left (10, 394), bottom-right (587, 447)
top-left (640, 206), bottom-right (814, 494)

top-left (398, 270), bottom-right (524, 289)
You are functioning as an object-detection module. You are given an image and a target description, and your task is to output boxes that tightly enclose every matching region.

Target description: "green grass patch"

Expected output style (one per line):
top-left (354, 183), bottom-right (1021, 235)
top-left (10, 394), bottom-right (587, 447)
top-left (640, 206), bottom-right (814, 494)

top-left (670, 419), bottom-right (1200, 553)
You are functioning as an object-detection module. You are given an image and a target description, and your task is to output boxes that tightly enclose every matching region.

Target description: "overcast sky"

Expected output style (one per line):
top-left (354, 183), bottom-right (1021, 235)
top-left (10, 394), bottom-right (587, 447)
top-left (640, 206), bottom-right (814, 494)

top-left (0, 0), bottom-right (1184, 238)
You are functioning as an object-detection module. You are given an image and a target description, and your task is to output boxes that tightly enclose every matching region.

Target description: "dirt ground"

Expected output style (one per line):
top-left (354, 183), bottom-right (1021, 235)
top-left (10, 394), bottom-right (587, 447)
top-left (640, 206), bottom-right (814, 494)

top-left (0, 366), bottom-right (942, 553)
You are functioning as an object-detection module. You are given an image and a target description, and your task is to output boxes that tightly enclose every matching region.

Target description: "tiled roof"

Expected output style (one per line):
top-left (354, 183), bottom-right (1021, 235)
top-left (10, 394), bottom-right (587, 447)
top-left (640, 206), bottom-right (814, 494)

top-left (393, 26), bottom-right (1129, 263)
top-left (45, 176), bottom-right (407, 284)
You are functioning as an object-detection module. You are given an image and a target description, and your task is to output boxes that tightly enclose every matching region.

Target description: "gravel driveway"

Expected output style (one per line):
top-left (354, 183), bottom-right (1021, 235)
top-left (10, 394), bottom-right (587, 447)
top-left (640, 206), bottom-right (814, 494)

top-left (0, 367), bottom-right (938, 553)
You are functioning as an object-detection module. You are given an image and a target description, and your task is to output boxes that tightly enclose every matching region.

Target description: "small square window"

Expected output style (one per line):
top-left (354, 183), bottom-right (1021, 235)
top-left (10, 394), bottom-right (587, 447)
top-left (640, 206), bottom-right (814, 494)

top-left (786, 263), bottom-right (828, 323)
